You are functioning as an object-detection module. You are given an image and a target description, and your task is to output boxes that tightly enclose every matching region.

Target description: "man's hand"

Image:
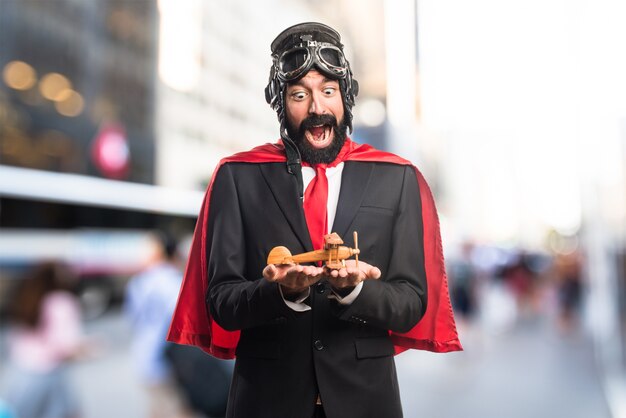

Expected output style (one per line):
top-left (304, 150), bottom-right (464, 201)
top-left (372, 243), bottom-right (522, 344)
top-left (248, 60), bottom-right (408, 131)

top-left (326, 260), bottom-right (381, 290)
top-left (263, 264), bottom-right (325, 296)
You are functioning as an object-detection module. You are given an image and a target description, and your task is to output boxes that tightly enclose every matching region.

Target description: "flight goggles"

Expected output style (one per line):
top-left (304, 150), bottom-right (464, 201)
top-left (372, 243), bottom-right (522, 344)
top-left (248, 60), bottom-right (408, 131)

top-left (274, 40), bottom-right (349, 82)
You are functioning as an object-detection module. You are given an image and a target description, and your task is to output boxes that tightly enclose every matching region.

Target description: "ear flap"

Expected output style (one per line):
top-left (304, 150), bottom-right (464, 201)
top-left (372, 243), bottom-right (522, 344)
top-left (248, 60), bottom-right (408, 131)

top-left (351, 78), bottom-right (359, 98)
top-left (265, 66), bottom-right (277, 105)
top-left (265, 78), bottom-right (283, 113)
top-left (264, 83), bottom-right (272, 105)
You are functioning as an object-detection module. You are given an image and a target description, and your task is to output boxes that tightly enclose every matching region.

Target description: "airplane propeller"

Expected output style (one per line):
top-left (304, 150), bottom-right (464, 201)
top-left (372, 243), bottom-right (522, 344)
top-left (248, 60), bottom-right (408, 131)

top-left (353, 230), bottom-right (359, 269)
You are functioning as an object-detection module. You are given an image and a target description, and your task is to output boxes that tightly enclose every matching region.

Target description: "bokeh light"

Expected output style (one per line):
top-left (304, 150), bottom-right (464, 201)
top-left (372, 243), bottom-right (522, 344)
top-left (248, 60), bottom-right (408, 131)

top-left (2, 61), bottom-right (37, 91)
top-left (54, 90), bottom-right (84, 117)
top-left (39, 72), bottom-right (72, 101)
top-left (355, 98), bottom-right (386, 127)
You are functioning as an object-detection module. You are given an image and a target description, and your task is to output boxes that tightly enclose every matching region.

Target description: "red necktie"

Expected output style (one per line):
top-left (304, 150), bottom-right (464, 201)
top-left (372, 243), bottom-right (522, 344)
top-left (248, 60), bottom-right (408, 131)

top-left (303, 164), bottom-right (328, 250)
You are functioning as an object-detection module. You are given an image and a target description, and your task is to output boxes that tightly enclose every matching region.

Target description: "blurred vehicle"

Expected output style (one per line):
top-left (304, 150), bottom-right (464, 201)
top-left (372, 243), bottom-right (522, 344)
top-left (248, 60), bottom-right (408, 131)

top-left (0, 229), bottom-right (155, 320)
top-left (0, 166), bottom-right (200, 320)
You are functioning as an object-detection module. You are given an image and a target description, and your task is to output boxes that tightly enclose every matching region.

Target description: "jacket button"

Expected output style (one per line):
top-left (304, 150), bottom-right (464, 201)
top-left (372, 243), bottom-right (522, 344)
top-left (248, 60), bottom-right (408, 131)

top-left (316, 283), bottom-right (326, 294)
top-left (314, 340), bottom-right (325, 351)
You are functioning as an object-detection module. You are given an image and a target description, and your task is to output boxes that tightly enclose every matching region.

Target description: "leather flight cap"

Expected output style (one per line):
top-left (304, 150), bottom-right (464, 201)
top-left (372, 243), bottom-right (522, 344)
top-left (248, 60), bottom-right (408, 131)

top-left (270, 22), bottom-right (344, 55)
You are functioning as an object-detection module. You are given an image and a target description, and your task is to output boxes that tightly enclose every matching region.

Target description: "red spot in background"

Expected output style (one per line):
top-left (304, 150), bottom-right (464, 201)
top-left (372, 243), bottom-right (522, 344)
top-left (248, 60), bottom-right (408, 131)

top-left (91, 124), bottom-right (130, 179)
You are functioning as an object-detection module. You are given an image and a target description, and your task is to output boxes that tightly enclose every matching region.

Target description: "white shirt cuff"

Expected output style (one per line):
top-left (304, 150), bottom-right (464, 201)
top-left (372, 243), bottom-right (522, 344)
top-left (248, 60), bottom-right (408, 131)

top-left (329, 281), bottom-right (363, 305)
top-left (279, 286), bottom-right (311, 312)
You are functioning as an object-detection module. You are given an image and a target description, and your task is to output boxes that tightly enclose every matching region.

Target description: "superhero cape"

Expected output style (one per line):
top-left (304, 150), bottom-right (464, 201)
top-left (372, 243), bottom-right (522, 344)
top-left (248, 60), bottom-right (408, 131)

top-left (167, 139), bottom-right (462, 359)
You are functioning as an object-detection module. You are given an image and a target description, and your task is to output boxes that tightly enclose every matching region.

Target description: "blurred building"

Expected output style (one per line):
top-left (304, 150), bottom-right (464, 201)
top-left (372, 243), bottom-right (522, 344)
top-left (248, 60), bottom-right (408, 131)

top-left (155, 0), bottom-right (372, 190)
top-left (0, 0), bottom-right (161, 230)
top-left (0, 0), bottom-right (157, 183)
top-left (0, 0), bottom-right (175, 317)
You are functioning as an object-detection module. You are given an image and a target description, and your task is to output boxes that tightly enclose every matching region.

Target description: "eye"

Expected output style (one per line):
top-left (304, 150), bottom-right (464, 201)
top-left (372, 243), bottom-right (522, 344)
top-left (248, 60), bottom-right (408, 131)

top-left (291, 91), bottom-right (307, 101)
top-left (322, 87), bottom-right (336, 96)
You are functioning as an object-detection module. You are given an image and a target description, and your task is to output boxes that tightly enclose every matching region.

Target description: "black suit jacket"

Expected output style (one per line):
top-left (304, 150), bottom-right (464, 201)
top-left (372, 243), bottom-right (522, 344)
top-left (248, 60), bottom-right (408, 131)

top-left (207, 160), bottom-right (428, 418)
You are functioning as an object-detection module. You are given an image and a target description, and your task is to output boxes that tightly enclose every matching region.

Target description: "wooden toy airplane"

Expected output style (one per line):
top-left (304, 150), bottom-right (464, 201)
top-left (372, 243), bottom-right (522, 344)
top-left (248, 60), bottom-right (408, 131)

top-left (267, 231), bottom-right (360, 270)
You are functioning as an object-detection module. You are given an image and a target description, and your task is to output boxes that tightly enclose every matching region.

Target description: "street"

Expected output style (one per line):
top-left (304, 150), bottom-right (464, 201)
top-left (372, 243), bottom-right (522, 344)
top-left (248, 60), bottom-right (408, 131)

top-left (1, 308), bottom-right (611, 418)
top-left (396, 318), bottom-right (610, 418)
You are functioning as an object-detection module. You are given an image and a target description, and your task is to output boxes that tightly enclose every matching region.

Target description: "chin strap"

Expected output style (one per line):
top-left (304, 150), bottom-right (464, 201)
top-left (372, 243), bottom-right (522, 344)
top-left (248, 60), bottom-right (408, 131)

top-left (280, 125), bottom-right (304, 199)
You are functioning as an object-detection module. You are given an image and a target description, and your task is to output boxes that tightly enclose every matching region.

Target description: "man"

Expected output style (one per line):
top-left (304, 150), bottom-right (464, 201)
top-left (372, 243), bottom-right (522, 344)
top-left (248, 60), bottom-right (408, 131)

top-left (168, 22), bottom-right (461, 418)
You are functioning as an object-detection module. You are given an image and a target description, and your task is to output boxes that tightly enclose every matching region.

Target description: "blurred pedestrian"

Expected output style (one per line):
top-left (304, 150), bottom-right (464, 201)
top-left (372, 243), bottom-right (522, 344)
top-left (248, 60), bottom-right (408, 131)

top-left (124, 233), bottom-right (193, 418)
top-left (164, 344), bottom-right (232, 418)
top-left (502, 252), bottom-right (537, 316)
top-left (168, 22), bottom-right (461, 418)
top-left (448, 241), bottom-right (478, 322)
top-left (3, 262), bottom-right (85, 418)
top-left (553, 248), bottom-right (583, 333)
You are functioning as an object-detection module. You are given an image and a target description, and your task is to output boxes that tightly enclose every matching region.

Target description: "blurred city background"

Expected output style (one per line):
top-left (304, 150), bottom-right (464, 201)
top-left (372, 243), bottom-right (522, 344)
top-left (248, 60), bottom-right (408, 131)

top-left (0, 0), bottom-right (625, 417)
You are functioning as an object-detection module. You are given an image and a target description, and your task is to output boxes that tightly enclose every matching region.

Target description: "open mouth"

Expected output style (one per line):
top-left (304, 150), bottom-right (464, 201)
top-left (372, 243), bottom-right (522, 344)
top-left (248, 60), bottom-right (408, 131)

top-left (304, 124), bottom-right (333, 148)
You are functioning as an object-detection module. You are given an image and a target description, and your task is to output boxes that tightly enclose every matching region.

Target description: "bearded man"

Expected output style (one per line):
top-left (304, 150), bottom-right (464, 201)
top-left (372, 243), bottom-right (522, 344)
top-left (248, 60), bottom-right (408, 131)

top-left (168, 22), bottom-right (461, 418)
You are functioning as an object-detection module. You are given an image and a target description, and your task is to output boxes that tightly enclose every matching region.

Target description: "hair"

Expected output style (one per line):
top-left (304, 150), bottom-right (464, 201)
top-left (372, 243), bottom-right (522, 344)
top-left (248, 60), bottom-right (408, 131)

top-left (153, 231), bottom-right (179, 261)
top-left (8, 262), bottom-right (75, 328)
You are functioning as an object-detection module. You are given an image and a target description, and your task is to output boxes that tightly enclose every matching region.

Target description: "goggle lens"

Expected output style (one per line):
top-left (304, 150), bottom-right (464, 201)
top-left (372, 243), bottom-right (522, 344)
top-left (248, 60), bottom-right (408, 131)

top-left (277, 44), bottom-right (347, 80)
top-left (280, 48), bottom-right (310, 74)
top-left (319, 47), bottom-right (342, 67)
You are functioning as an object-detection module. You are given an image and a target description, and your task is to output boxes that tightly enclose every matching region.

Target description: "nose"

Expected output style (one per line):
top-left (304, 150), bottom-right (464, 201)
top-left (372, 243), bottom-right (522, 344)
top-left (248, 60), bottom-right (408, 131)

top-left (308, 91), bottom-right (326, 115)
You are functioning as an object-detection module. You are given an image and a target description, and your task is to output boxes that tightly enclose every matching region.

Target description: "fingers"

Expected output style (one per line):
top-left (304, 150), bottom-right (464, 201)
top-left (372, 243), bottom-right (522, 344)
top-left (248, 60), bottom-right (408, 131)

top-left (326, 261), bottom-right (382, 289)
top-left (327, 267), bottom-right (359, 288)
top-left (264, 264), bottom-right (299, 282)
top-left (328, 265), bottom-right (380, 280)
top-left (301, 265), bottom-right (323, 277)
top-left (289, 266), bottom-right (324, 291)
top-left (368, 266), bottom-right (381, 280)
top-left (264, 264), bottom-right (324, 292)
top-left (263, 264), bottom-right (278, 281)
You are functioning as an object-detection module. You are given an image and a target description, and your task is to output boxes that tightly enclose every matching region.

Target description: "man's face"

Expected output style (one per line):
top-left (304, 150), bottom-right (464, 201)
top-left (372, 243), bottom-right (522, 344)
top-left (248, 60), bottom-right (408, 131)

top-left (285, 70), bottom-right (346, 164)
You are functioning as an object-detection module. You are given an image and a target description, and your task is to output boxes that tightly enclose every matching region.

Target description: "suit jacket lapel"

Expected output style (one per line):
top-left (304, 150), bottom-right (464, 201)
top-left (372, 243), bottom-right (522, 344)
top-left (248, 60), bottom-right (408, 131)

top-left (332, 161), bottom-right (374, 239)
top-left (258, 164), bottom-right (313, 251)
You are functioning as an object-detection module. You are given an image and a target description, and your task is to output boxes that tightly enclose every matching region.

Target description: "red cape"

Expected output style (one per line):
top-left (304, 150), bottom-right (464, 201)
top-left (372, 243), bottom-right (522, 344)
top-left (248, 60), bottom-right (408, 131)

top-left (167, 139), bottom-right (462, 359)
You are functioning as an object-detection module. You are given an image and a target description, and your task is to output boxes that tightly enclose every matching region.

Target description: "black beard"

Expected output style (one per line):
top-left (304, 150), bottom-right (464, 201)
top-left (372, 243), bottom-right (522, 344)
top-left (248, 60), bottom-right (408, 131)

top-left (286, 114), bottom-right (347, 165)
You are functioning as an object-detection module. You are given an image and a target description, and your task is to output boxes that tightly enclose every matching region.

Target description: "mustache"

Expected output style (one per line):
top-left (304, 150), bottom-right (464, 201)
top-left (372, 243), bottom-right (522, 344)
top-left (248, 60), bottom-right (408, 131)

top-left (300, 114), bottom-right (338, 131)
top-left (287, 113), bottom-right (348, 164)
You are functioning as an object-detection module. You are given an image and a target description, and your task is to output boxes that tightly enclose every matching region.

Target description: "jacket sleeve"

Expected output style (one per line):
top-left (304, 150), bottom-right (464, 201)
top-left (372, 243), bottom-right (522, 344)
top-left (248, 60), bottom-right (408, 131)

top-left (206, 164), bottom-right (301, 331)
top-left (334, 165), bottom-right (427, 333)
